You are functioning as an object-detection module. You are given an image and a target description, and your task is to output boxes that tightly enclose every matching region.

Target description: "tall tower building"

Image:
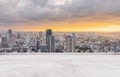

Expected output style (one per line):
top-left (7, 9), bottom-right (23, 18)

top-left (17, 33), bottom-right (21, 39)
top-left (1, 37), bottom-right (9, 48)
top-left (46, 29), bottom-right (52, 36)
top-left (36, 37), bottom-right (40, 52)
top-left (38, 32), bottom-right (43, 39)
top-left (65, 34), bottom-right (75, 52)
top-left (7, 29), bottom-right (15, 47)
top-left (8, 29), bottom-right (14, 38)
top-left (0, 34), bottom-right (2, 48)
top-left (46, 29), bottom-right (55, 52)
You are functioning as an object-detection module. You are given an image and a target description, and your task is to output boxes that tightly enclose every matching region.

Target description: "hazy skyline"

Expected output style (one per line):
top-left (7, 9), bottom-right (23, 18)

top-left (0, 0), bottom-right (120, 32)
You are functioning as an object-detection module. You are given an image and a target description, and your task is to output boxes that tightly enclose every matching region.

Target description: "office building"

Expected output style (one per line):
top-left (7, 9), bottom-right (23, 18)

top-left (65, 34), bottom-right (75, 52)
top-left (46, 29), bottom-right (55, 52)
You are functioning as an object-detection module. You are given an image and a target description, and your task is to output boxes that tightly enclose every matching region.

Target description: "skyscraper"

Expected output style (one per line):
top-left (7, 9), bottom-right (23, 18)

top-left (65, 34), bottom-right (75, 52)
top-left (7, 29), bottom-right (15, 47)
top-left (36, 39), bottom-right (40, 52)
top-left (46, 29), bottom-right (55, 52)
top-left (1, 37), bottom-right (9, 48)
top-left (17, 33), bottom-right (21, 39)
top-left (8, 29), bottom-right (14, 38)
top-left (0, 34), bottom-right (2, 46)
top-left (46, 29), bottom-right (52, 36)
top-left (38, 32), bottom-right (43, 39)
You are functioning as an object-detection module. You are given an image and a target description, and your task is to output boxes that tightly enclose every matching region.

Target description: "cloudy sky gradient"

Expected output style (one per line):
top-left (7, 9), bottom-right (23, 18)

top-left (0, 0), bottom-right (120, 32)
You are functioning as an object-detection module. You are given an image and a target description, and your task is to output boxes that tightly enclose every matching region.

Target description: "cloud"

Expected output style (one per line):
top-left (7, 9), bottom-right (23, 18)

top-left (0, 0), bottom-right (120, 26)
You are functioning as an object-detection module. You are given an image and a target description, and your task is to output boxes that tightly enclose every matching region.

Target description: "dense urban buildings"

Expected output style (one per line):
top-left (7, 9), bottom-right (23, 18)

top-left (0, 29), bottom-right (120, 53)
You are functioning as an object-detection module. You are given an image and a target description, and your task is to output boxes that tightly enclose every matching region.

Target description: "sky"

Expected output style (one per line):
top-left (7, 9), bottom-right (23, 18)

top-left (0, 0), bottom-right (120, 32)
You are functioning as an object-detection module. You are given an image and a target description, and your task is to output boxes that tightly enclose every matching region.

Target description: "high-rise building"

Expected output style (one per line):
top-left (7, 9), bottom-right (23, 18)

top-left (17, 33), bottom-right (21, 39)
top-left (0, 34), bottom-right (2, 48)
top-left (46, 29), bottom-right (55, 52)
top-left (46, 29), bottom-right (52, 36)
top-left (38, 32), bottom-right (43, 39)
top-left (50, 36), bottom-right (55, 52)
top-left (65, 34), bottom-right (75, 52)
top-left (35, 37), bottom-right (40, 52)
top-left (7, 29), bottom-right (15, 47)
top-left (8, 29), bottom-right (14, 38)
top-left (1, 37), bottom-right (9, 48)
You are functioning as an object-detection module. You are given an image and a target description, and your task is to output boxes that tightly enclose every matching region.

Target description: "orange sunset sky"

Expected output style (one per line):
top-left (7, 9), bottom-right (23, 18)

top-left (0, 0), bottom-right (120, 32)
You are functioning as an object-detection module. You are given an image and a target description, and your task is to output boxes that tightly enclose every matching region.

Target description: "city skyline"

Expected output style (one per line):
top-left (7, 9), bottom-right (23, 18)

top-left (0, 29), bottom-right (120, 53)
top-left (0, 0), bottom-right (120, 32)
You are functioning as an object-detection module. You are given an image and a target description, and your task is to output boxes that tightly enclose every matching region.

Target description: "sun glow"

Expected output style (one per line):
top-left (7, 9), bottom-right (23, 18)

top-left (1, 24), bottom-right (119, 32)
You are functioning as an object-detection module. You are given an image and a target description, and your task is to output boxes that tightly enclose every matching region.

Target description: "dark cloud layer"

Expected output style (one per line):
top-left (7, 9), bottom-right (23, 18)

top-left (0, 0), bottom-right (120, 25)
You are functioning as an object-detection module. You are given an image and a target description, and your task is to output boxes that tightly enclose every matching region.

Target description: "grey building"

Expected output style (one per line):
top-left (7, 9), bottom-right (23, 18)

top-left (1, 37), bottom-right (9, 48)
top-left (65, 34), bottom-right (75, 52)
top-left (46, 29), bottom-right (55, 52)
